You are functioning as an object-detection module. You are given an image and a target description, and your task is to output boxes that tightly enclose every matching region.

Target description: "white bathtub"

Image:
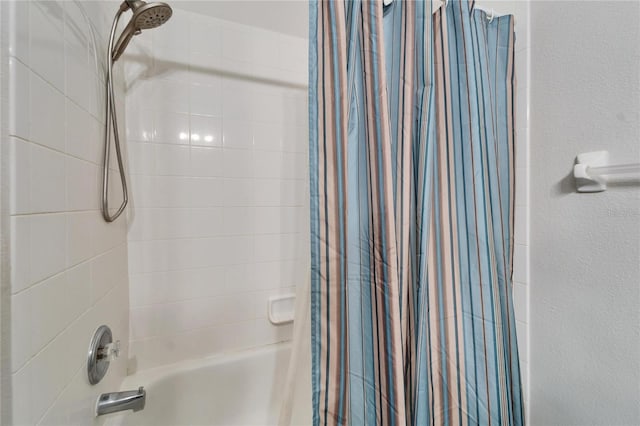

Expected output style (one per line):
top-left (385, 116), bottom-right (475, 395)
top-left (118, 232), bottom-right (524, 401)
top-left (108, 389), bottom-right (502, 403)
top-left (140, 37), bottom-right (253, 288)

top-left (105, 343), bottom-right (311, 426)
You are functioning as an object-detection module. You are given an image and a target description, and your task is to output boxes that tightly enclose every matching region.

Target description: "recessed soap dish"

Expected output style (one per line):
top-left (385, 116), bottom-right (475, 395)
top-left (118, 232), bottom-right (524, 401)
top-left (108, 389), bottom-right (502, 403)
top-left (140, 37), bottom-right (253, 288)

top-left (268, 294), bottom-right (295, 325)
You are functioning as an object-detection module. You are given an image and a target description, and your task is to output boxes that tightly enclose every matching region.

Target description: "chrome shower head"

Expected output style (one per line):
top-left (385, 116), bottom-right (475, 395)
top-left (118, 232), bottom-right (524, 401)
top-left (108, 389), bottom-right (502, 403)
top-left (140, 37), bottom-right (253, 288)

top-left (112, 0), bottom-right (172, 61)
top-left (129, 0), bottom-right (172, 29)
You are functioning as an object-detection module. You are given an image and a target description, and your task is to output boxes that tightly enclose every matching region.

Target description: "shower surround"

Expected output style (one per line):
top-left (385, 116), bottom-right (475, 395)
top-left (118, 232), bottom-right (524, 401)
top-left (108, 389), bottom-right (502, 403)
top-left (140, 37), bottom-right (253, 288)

top-left (1, 1), bottom-right (308, 423)
top-left (4, 1), bottom-right (130, 424)
top-left (122, 7), bottom-right (309, 371)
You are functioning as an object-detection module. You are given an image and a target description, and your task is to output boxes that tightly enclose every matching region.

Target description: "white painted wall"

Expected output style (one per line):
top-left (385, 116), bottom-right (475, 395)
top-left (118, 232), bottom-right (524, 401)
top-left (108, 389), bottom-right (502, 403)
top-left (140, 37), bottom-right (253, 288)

top-left (3, 1), bottom-right (131, 424)
top-left (122, 7), bottom-right (309, 371)
top-left (529, 1), bottom-right (640, 424)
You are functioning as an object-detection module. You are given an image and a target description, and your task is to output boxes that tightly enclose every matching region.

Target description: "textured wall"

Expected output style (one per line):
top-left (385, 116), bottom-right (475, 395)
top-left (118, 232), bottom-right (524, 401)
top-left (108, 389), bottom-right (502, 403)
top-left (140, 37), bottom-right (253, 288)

top-left (123, 7), bottom-right (309, 371)
top-left (4, 1), bottom-right (130, 425)
top-left (529, 1), bottom-right (640, 424)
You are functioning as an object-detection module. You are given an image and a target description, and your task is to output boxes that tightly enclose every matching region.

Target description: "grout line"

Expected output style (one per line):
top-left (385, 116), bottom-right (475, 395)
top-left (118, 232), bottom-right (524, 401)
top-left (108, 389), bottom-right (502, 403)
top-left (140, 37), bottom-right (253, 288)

top-left (9, 132), bottom-right (104, 169)
top-left (9, 53), bottom-right (106, 125)
top-left (129, 318), bottom-right (263, 344)
top-left (128, 230), bottom-right (306, 243)
top-left (128, 174), bottom-right (308, 180)
top-left (11, 208), bottom-right (102, 217)
top-left (11, 279), bottom-right (126, 376)
top-left (10, 242), bottom-right (127, 297)
top-left (128, 257), bottom-right (306, 275)
top-left (128, 206), bottom-right (306, 211)
top-left (129, 285), bottom-right (298, 309)
top-left (34, 362), bottom-right (85, 426)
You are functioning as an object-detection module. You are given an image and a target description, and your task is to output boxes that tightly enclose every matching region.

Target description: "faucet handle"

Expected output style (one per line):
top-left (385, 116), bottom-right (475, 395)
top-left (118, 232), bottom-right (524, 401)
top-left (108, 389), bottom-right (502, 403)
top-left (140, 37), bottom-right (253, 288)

top-left (112, 340), bottom-right (121, 358)
top-left (101, 340), bottom-right (121, 360)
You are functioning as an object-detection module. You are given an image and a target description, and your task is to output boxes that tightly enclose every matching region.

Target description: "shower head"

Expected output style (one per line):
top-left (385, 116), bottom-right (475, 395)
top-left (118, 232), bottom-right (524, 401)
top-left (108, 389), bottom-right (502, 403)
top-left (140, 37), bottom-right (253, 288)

top-left (126, 0), bottom-right (172, 30)
top-left (112, 0), bottom-right (172, 61)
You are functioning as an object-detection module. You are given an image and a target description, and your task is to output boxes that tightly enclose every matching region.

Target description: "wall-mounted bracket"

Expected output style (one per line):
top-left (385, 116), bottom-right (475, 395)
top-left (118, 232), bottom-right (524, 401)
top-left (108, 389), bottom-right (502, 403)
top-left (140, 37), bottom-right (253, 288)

top-left (573, 151), bottom-right (609, 193)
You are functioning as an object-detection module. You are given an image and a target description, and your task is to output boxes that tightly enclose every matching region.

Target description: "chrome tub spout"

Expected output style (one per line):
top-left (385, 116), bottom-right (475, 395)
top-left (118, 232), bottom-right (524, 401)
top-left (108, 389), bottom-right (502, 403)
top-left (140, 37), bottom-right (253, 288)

top-left (96, 387), bottom-right (146, 416)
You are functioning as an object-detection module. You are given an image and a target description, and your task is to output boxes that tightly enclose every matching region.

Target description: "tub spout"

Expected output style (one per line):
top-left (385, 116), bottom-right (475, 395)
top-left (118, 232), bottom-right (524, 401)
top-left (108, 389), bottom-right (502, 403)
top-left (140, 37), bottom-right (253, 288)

top-left (96, 386), bottom-right (146, 416)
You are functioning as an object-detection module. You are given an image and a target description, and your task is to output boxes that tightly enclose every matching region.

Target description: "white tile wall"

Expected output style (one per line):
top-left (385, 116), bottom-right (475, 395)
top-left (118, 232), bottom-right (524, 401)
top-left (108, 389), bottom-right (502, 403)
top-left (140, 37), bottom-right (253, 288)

top-left (477, 0), bottom-right (531, 415)
top-left (4, 1), bottom-right (130, 425)
top-left (123, 8), bottom-right (309, 371)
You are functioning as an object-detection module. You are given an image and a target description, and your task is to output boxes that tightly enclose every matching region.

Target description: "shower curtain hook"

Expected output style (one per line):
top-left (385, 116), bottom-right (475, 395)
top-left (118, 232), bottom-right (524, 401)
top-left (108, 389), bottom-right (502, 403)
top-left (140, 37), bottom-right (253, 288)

top-left (487, 9), bottom-right (495, 23)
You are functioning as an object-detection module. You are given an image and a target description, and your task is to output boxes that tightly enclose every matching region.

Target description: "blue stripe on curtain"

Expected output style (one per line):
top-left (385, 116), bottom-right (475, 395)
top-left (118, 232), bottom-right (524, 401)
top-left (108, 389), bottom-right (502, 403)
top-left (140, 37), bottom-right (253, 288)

top-left (309, 0), bottom-right (320, 422)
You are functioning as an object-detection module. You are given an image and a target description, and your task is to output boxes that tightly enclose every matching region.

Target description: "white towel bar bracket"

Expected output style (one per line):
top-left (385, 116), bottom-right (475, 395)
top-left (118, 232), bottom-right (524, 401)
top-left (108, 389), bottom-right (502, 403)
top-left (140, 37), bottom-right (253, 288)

top-left (573, 150), bottom-right (640, 193)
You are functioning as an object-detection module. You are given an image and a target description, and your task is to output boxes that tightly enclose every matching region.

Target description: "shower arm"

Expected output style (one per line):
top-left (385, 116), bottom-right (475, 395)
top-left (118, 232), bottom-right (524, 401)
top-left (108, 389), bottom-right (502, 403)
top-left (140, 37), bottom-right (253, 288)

top-left (102, 8), bottom-right (129, 222)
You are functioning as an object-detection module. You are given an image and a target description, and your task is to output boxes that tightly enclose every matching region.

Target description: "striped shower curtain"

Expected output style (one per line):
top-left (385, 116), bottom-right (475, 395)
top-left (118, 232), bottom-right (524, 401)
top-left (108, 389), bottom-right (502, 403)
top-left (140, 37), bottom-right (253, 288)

top-left (309, 0), bottom-right (523, 425)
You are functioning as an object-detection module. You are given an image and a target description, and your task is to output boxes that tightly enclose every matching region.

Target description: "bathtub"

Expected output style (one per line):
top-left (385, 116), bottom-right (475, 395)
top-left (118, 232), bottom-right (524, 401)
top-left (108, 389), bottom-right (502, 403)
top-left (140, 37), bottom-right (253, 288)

top-left (105, 343), bottom-right (311, 426)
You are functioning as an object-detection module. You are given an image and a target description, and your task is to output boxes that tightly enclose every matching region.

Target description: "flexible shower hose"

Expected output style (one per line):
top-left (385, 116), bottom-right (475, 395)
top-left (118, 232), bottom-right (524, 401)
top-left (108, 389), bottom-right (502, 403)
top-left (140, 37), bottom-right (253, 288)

top-left (102, 7), bottom-right (129, 222)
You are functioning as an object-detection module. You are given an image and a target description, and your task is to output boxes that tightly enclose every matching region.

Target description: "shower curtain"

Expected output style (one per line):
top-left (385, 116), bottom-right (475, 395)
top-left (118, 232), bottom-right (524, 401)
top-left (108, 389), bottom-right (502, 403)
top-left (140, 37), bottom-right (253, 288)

top-left (309, 0), bottom-right (523, 425)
